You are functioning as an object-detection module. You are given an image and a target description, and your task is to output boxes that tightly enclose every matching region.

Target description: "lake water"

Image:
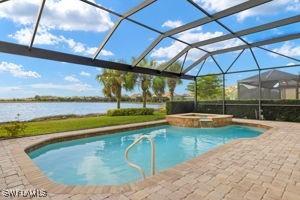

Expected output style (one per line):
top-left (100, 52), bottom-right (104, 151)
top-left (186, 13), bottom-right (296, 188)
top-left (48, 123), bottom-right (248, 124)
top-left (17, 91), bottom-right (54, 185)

top-left (0, 102), bottom-right (163, 122)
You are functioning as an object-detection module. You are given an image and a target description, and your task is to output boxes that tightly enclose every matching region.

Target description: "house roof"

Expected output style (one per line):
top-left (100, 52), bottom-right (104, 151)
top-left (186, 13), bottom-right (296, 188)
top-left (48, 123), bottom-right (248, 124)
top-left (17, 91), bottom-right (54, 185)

top-left (238, 70), bottom-right (299, 88)
top-left (239, 70), bottom-right (298, 83)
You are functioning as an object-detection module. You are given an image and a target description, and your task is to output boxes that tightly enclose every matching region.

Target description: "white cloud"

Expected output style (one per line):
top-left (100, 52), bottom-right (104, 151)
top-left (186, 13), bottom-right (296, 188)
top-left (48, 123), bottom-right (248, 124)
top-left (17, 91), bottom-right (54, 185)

top-left (85, 47), bottom-right (113, 57)
top-left (271, 42), bottom-right (300, 58)
top-left (287, 62), bottom-right (296, 66)
top-left (236, 0), bottom-right (287, 22)
top-left (64, 75), bottom-right (80, 83)
top-left (3, 0), bottom-right (114, 58)
top-left (195, 0), bottom-right (246, 13)
top-left (80, 71), bottom-right (91, 77)
top-left (30, 82), bottom-right (95, 92)
top-left (0, 0), bottom-right (113, 32)
top-left (100, 49), bottom-right (114, 57)
top-left (287, 0), bottom-right (300, 11)
top-left (202, 38), bottom-right (244, 52)
top-left (150, 28), bottom-right (241, 62)
top-left (195, 0), bottom-right (300, 22)
top-left (150, 41), bottom-right (188, 61)
top-left (0, 61), bottom-right (41, 78)
top-left (8, 26), bottom-right (58, 45)
top-left (9, 27), bottom-right (114, 57)
top-left (162, 20), bottom-right (183, 28)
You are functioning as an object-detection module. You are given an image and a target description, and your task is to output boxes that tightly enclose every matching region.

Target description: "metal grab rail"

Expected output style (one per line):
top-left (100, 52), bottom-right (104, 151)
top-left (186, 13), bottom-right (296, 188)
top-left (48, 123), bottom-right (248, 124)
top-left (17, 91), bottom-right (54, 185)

top-left (124, 135), bottom-right (155, 179)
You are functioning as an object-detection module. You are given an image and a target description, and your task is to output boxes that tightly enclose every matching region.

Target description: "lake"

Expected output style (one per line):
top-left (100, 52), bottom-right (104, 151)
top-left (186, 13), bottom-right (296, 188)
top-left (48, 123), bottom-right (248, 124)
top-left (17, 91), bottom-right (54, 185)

top-left (0, 102), bottom-right (164, 122)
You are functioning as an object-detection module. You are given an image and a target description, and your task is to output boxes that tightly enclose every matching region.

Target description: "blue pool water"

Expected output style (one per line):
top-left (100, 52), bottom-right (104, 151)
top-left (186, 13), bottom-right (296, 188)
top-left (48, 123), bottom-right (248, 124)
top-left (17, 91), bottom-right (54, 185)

top-left (28, 125), bottom-right (264, 185)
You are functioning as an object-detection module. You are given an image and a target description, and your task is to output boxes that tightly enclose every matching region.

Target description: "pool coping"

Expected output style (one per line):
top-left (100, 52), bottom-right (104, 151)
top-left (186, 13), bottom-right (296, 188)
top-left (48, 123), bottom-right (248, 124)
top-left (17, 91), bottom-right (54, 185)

top-left (10, 119), bottom-right (274, 195)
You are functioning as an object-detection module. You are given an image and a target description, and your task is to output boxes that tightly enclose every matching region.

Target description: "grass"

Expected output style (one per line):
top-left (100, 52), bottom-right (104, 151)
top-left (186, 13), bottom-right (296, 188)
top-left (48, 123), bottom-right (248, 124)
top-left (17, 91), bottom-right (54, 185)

top-left (0, 112), bottom-right (165, 138)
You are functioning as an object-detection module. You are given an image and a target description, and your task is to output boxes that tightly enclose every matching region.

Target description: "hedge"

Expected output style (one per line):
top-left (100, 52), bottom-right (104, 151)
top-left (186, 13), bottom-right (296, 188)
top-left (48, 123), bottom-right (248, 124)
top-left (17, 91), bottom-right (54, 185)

top-left (166, 100), bottom-right (300, 122)
top-left (107, 108), bottom-right (154, 116)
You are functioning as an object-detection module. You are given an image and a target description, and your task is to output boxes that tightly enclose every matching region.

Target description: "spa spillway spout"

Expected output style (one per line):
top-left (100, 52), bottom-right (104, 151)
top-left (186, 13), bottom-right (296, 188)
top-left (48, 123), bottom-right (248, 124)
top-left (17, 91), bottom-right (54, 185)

top-left (124, 135), bottom-right (156, 179)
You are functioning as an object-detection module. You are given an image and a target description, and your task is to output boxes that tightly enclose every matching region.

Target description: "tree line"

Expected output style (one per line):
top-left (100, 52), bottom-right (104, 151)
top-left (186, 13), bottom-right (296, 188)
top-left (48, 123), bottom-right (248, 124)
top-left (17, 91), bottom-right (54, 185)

top-left (97, 58), bottom-right (224, 109)
top-left (97, 59), bottom-right (182, 108)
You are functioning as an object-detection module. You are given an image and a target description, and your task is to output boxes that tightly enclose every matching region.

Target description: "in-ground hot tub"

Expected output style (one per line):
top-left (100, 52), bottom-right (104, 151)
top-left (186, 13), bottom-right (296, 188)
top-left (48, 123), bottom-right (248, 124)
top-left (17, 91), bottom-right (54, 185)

top-left (166, 113), bottom-right (233, 128)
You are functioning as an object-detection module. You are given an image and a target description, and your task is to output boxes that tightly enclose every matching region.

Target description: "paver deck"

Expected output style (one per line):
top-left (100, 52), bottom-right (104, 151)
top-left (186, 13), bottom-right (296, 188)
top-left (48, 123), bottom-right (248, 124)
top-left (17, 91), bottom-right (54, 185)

top-left (0, 119), bottom-right (299, 200)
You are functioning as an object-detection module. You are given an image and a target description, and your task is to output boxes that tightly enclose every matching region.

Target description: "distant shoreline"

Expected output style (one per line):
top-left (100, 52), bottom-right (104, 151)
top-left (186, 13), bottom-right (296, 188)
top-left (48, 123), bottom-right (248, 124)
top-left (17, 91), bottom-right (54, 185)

top-left (0, 102), bottom-right (164, 123)
top-left (0, 95), bottom-right (172, 103)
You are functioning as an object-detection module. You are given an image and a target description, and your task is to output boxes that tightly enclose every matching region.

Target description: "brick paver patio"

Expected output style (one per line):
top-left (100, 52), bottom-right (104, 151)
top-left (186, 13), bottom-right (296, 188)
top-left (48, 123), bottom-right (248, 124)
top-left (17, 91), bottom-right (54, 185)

top-left (0, 119), bottom-right (299, 200)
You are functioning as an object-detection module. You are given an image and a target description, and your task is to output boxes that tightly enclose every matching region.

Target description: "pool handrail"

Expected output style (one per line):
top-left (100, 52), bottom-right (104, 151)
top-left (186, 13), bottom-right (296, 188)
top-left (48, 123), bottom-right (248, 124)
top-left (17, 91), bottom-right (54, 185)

top-left (124, 135), bottom-right (156, 180)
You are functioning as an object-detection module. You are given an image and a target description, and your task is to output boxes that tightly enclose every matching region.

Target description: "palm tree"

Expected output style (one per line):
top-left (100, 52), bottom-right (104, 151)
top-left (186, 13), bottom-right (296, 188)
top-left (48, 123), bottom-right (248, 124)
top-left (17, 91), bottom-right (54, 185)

top-left (152, 76), bottom-right (166, 102)
top-left (139, 74), bottom-right (152, 107)
top-left (166, 62), bottom-right (182, 101)
top-left (132, 58), bottom-right (153, 108)
top-left (96, 69), bottom-right (136, 109)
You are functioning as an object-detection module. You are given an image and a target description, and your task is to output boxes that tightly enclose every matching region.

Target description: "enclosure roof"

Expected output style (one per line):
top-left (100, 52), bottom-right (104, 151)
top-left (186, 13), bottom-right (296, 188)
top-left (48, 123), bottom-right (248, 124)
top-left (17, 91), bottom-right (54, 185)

top-left (239, 70), bottom-right (298, 83)
top-left (0, 0), bottom-right (300, 80)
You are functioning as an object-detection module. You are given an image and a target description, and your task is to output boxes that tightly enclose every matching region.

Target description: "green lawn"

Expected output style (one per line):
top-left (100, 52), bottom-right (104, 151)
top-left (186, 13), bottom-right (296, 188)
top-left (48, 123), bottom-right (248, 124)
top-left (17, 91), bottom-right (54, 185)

top-left (0, 112), bottom-right (165, 138)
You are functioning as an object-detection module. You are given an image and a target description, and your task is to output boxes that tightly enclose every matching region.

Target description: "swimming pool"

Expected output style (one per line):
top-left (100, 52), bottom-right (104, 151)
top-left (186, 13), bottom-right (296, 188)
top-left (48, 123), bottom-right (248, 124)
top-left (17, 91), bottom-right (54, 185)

top-left (28, 125), bottom-right (264, 185)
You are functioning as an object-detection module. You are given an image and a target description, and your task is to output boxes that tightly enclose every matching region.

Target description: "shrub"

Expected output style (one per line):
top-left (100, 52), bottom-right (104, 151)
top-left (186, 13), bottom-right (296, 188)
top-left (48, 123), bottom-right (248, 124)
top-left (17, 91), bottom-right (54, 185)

top-left (3, 114), bottom-right (27, 137)
top-left (107, 108), bottom-right (154, 116)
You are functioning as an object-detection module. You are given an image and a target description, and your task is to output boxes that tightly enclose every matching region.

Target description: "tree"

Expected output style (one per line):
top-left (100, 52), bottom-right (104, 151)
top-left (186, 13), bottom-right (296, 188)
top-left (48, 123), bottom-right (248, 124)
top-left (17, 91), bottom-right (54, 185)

top-left (152, 76), bottom-right (166, 102)
top-left (187, 75), bottom-right (222, 100)
top-left (166, 62), bottom-right (182, 101)
top-left (96, 69), bottom-right (136, 109)
top-left (132, 58), bottom-right (153, 108)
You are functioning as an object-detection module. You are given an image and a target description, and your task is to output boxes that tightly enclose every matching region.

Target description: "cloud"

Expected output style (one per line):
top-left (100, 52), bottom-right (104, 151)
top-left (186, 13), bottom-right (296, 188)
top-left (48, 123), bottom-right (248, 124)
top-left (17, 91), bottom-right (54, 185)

top-left (195, 0), bottom-right (300, 22)
top-left (195, 0), bottom-right (244, 13)
top-left (202, 38), bottom-right (244, 52)
top-left (150, 41), bottom-right (188, 61)
top-left (150, 27), bottom-right (242, 62)
top-left (0, 61), bottom-right (41, 78)
top-left (0, 0), bottom-right (113, 32)
top-left (287, 62), bottom-right (296, 66)
top-left (9, 27), bottom-right (114, 57)
top-left (30, 82), bottom-right (96, 92)
top-left (80, 71), bottom-right (91, 77)
top-left (287, 1), bottom-right (300, 11)
top-left (64, 75), bottom-right (80, 83)
top-left (3, 0), bottom-right (114, 57)
top-left (85, 47), bottom-right (113, 57)
top-left (271, 42), bottom-right (300, 58)
top-left (162, 20), bottom-right (183, 28)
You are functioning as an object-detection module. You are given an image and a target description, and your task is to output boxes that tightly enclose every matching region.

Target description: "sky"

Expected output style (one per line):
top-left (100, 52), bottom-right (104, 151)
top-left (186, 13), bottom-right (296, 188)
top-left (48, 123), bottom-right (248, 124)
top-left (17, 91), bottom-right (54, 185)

top-left (0, 0), bottom-right (300, 99)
